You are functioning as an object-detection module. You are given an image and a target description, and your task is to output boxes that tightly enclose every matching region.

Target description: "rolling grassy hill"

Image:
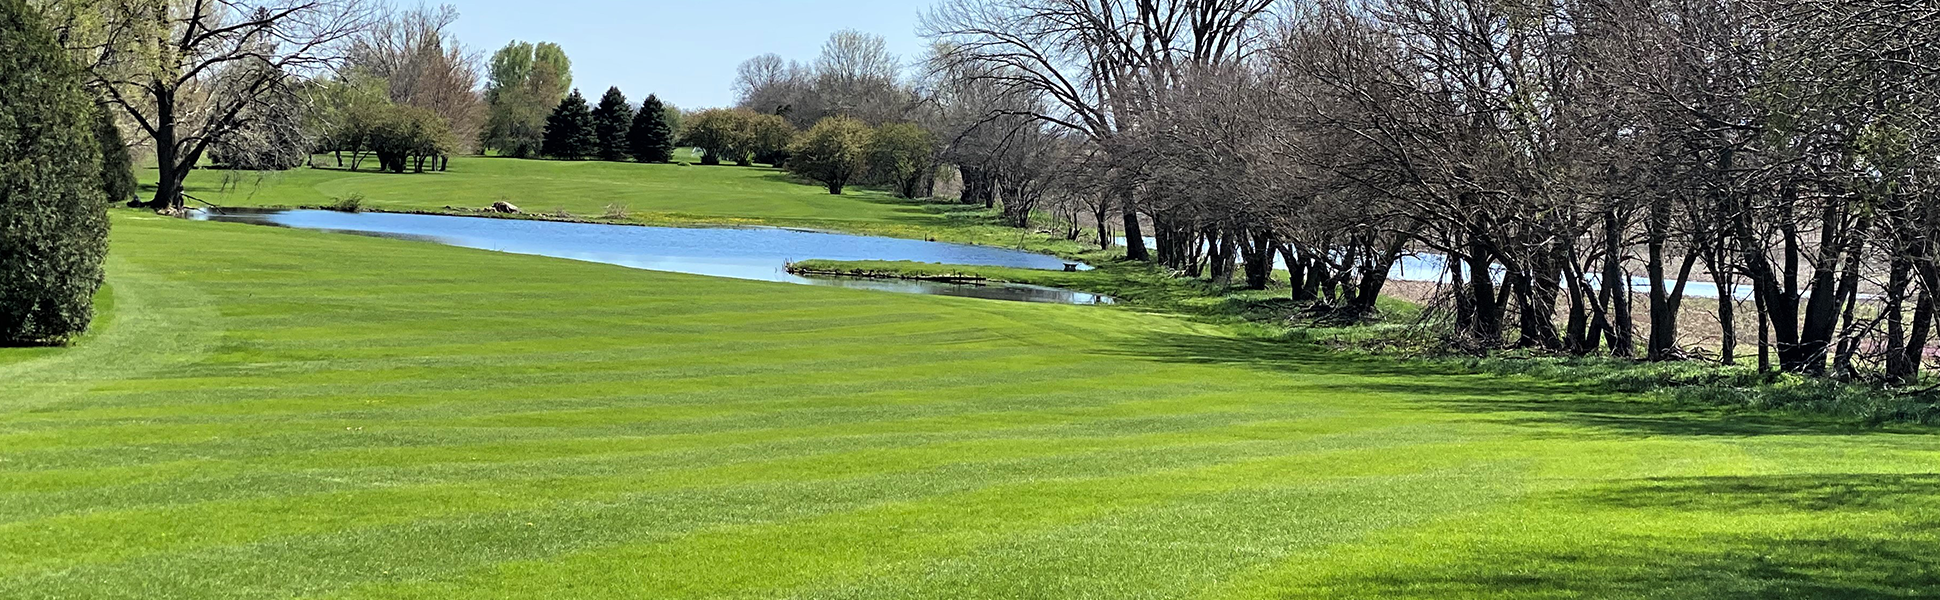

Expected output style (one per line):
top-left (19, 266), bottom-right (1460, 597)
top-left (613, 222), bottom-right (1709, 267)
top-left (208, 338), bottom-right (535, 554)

top-left (152, 156), bottom-right (1093, 255)
top-left (3, 213), bottom-right (1937, 598)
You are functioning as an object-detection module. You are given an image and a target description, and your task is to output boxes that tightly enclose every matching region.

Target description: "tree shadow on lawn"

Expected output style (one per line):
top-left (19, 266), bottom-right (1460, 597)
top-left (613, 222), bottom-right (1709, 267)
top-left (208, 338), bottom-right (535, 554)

top-left (1337, 473), bottom-right (1940, 599)
top-left (1103, 329), bottom-right (1940, 596)
top-left (1103, 328), bottom-right (1893, 439)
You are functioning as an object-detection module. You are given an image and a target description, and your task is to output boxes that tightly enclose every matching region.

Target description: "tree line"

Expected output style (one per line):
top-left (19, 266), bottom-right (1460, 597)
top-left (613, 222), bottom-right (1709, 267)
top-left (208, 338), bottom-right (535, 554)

top-left (919, 0), bottom-right (1940, 382)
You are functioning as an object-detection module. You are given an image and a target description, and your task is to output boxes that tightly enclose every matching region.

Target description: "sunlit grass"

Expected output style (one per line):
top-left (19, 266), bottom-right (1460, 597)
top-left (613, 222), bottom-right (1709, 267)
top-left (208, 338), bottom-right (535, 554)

top-left (3, 214), bottom-right (1939, 598)
top-left (146, 155), bottom-right (1099, 257)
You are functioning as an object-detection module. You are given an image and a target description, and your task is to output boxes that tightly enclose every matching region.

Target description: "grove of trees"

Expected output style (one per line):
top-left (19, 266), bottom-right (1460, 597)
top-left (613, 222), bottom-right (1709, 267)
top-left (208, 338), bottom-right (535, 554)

top-left (535, 85), bottom-right (675, 162)
top-left (914, 0), bottom-right (1940, 381)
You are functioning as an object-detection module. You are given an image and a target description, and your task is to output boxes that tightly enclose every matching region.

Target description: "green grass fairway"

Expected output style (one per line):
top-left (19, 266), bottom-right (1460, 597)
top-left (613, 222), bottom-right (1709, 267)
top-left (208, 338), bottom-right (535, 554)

top-left (6, 214), bottom-right (1940, 598)
top-left (158, 157), bottom-right (1090, 254)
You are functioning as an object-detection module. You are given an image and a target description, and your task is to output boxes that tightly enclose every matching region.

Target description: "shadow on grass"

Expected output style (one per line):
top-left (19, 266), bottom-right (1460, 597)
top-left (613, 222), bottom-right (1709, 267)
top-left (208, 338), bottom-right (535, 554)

top-left (1580, 473), bottom-right (1940, 512)
top-left (1106, 327), bottom-right (1891, 438)
top-left (1343, 473), bottom-right (1940, 598)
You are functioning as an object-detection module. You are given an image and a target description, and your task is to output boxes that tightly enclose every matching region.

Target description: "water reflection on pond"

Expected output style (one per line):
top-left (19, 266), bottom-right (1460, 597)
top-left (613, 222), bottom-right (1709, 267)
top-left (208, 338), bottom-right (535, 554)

top-left (194, 209), bottom-right (1112, 305)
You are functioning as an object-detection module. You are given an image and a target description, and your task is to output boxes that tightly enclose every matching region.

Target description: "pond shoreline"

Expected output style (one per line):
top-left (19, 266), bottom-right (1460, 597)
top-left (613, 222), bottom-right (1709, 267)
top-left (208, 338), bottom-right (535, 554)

top-left (184, 208), bottom-right (1114, 306)
top-left (168, 201), bottom-right (1102, 264)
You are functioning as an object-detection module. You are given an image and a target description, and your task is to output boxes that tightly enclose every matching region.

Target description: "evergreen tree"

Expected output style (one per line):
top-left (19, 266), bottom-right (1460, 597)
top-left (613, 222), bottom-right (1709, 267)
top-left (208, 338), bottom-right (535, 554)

top-left (590, 86), bottom-right (632, 161)
top-left (93, 106), bottom-right (137, 205)
top-left (541, 89), bottom-right (596, 159)
top-left (628, 94), bottom-right (675, 163)
top-left (0, 0), bottom-right (110, 344)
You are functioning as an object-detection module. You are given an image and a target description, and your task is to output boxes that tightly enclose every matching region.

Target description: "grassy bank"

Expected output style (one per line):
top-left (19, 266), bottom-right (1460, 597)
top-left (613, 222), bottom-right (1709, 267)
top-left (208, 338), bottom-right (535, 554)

top-left (788, 258), bottom-right (1420, 325)
top-left (4, 213), bottom-right (1940, 598)
top-left (796, 260), bottom-right (1940, 425)
top-left (151, 156), bottom-right (1098, 257)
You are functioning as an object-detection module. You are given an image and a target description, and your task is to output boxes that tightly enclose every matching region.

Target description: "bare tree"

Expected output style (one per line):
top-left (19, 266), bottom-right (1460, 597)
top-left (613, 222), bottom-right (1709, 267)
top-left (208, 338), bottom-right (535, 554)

top-left (346, 3), bottom-right (482, 152)
top-left (60, 0), bottom-right (375, 209)
top-left (923, 0), bottom-right (1279, 262)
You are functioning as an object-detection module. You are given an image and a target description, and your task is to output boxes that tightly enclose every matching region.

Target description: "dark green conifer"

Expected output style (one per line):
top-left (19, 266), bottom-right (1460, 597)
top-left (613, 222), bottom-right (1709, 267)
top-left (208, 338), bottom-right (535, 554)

top-left (628, 94), bottom-right (675, 163)
top-left (590, 86), bottom-right (633, 161)
top-left (541, 89), bottom-right (597, 159)
top-left (0, 0), bottom-right (110, 344)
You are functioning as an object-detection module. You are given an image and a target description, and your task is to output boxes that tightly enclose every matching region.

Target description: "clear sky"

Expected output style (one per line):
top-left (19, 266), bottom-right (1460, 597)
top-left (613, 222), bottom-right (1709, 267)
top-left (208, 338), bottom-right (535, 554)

top-left (444, 0), bottom-right (933, 110)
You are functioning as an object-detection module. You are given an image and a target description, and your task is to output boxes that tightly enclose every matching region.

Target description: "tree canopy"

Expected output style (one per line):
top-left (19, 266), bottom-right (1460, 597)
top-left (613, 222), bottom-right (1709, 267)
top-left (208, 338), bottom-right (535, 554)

top-left (681, 108), bottom-right (754, 166)
top-left (483, 40), bottom-right (572, 157)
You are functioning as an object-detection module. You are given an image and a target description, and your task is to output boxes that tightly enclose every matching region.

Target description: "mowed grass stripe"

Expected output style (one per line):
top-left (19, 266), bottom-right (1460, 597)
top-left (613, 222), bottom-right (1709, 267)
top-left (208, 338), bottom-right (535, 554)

top-left (5, 424), bottom-right (1503, 597)
top-left (1, 411), bottom-right (1485, 582)
top-left (0, 398), bottom-right (1438, 534)
top-left (0, 378), bottom-right (1387, 514)
top-left (9, 347), bottom-right (1121, 425)
top-left (8, 215), bottom-right (1940, 598)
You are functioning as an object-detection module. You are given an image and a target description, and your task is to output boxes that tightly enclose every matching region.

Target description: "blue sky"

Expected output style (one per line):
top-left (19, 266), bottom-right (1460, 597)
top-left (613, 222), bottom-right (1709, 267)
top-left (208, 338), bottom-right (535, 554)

top-left (444, 0), bottom-right (932, 110)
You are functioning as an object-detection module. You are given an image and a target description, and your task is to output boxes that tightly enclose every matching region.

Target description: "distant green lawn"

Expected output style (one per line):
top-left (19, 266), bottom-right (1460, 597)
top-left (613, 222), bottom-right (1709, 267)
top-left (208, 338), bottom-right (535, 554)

top-left (152, 155), bottom-right (1094, 256)
top-left (5, 213), bottom-right (1939, 598)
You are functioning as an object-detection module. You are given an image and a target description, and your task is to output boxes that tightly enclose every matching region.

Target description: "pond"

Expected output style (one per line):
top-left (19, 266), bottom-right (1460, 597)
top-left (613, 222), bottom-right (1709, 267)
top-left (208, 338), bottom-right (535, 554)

top-left (193, 209), bottom-right (1113, 305)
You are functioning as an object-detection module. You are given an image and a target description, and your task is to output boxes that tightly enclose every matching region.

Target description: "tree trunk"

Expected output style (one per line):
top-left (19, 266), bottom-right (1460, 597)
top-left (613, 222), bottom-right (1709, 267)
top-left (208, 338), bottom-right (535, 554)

top-left (1120, 186), bottom-right (1148, 262)
top-left (1603, 210), bottom-right (1634, 358)
top-left (1346, 235), bottom-right (1406, 317)
top-left (1093, 199), bottom-right (1113, 250)
top-left (1283, 244), bottom-right (1309, 300)
top-left (1241, 229), bottom-right (1274, 290)
top-left (1465, 243), bottom-right (1501, 345)
top-left (150, 86), bottom-right (187, 209)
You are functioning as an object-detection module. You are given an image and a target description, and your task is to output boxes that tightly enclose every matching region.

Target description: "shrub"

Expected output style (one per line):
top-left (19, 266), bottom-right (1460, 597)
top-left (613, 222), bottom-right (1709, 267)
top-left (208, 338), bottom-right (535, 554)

top-left (866, 122), bottom-right (935, 198)
top-left (325, 193), bottom-right (366, 212)
top-left (0, 0), bottom-right (110, 344)
top-left (367, 105), bottom-right (454, 173)
top-left (679, 108), bottom-right (753, 165)
top-left (787, 116), bottom-right (871, 194)
top-left (745, 113), bottom-right (796, 166)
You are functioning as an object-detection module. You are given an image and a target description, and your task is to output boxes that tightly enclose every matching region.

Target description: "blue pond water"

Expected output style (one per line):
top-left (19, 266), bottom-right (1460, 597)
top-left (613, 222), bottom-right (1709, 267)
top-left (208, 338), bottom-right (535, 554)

top-left (196, 209), bottom-right (1112, 305)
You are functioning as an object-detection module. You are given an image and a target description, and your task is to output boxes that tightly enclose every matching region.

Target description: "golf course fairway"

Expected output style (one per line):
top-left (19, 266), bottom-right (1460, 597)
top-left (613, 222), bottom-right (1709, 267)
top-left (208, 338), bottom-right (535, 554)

top-left (4, 213), bottom-right (1938, 599)
top-left (163, 157), bottom-right (1088, 253)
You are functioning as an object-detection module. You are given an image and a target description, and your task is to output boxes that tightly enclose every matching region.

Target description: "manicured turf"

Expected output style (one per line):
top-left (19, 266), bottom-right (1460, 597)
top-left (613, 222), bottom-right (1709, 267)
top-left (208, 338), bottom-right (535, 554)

top-left (158, 156), bottom-right (1094, 255)
top-left (5, 214), bottom-right (1940, 598)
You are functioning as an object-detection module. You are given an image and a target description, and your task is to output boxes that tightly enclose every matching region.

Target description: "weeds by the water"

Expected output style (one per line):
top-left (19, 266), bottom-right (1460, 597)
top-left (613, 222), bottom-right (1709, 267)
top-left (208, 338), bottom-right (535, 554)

top-left (323, 193), bottom-right (364, 212)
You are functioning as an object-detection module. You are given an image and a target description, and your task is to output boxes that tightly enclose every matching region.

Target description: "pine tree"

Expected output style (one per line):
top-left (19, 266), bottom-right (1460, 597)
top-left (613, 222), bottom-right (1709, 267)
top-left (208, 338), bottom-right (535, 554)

top-left (0, 0), bottom-right (110, 344)
top-left (628, 94), bottom-right (675, 163)
top-left (590, 86), bottom-right (632, 161)
top-left (93, 106), bottom-right (137, 205)
top-left (541, 89), bottom-right (597, 159)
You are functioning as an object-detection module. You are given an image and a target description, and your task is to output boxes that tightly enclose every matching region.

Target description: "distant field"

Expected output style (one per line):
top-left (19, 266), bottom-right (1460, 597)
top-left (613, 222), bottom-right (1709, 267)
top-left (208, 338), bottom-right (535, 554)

top-left (4, 212), bottom-right (1939, 599)
top-left (162, 155), bottom-right (922, 222)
